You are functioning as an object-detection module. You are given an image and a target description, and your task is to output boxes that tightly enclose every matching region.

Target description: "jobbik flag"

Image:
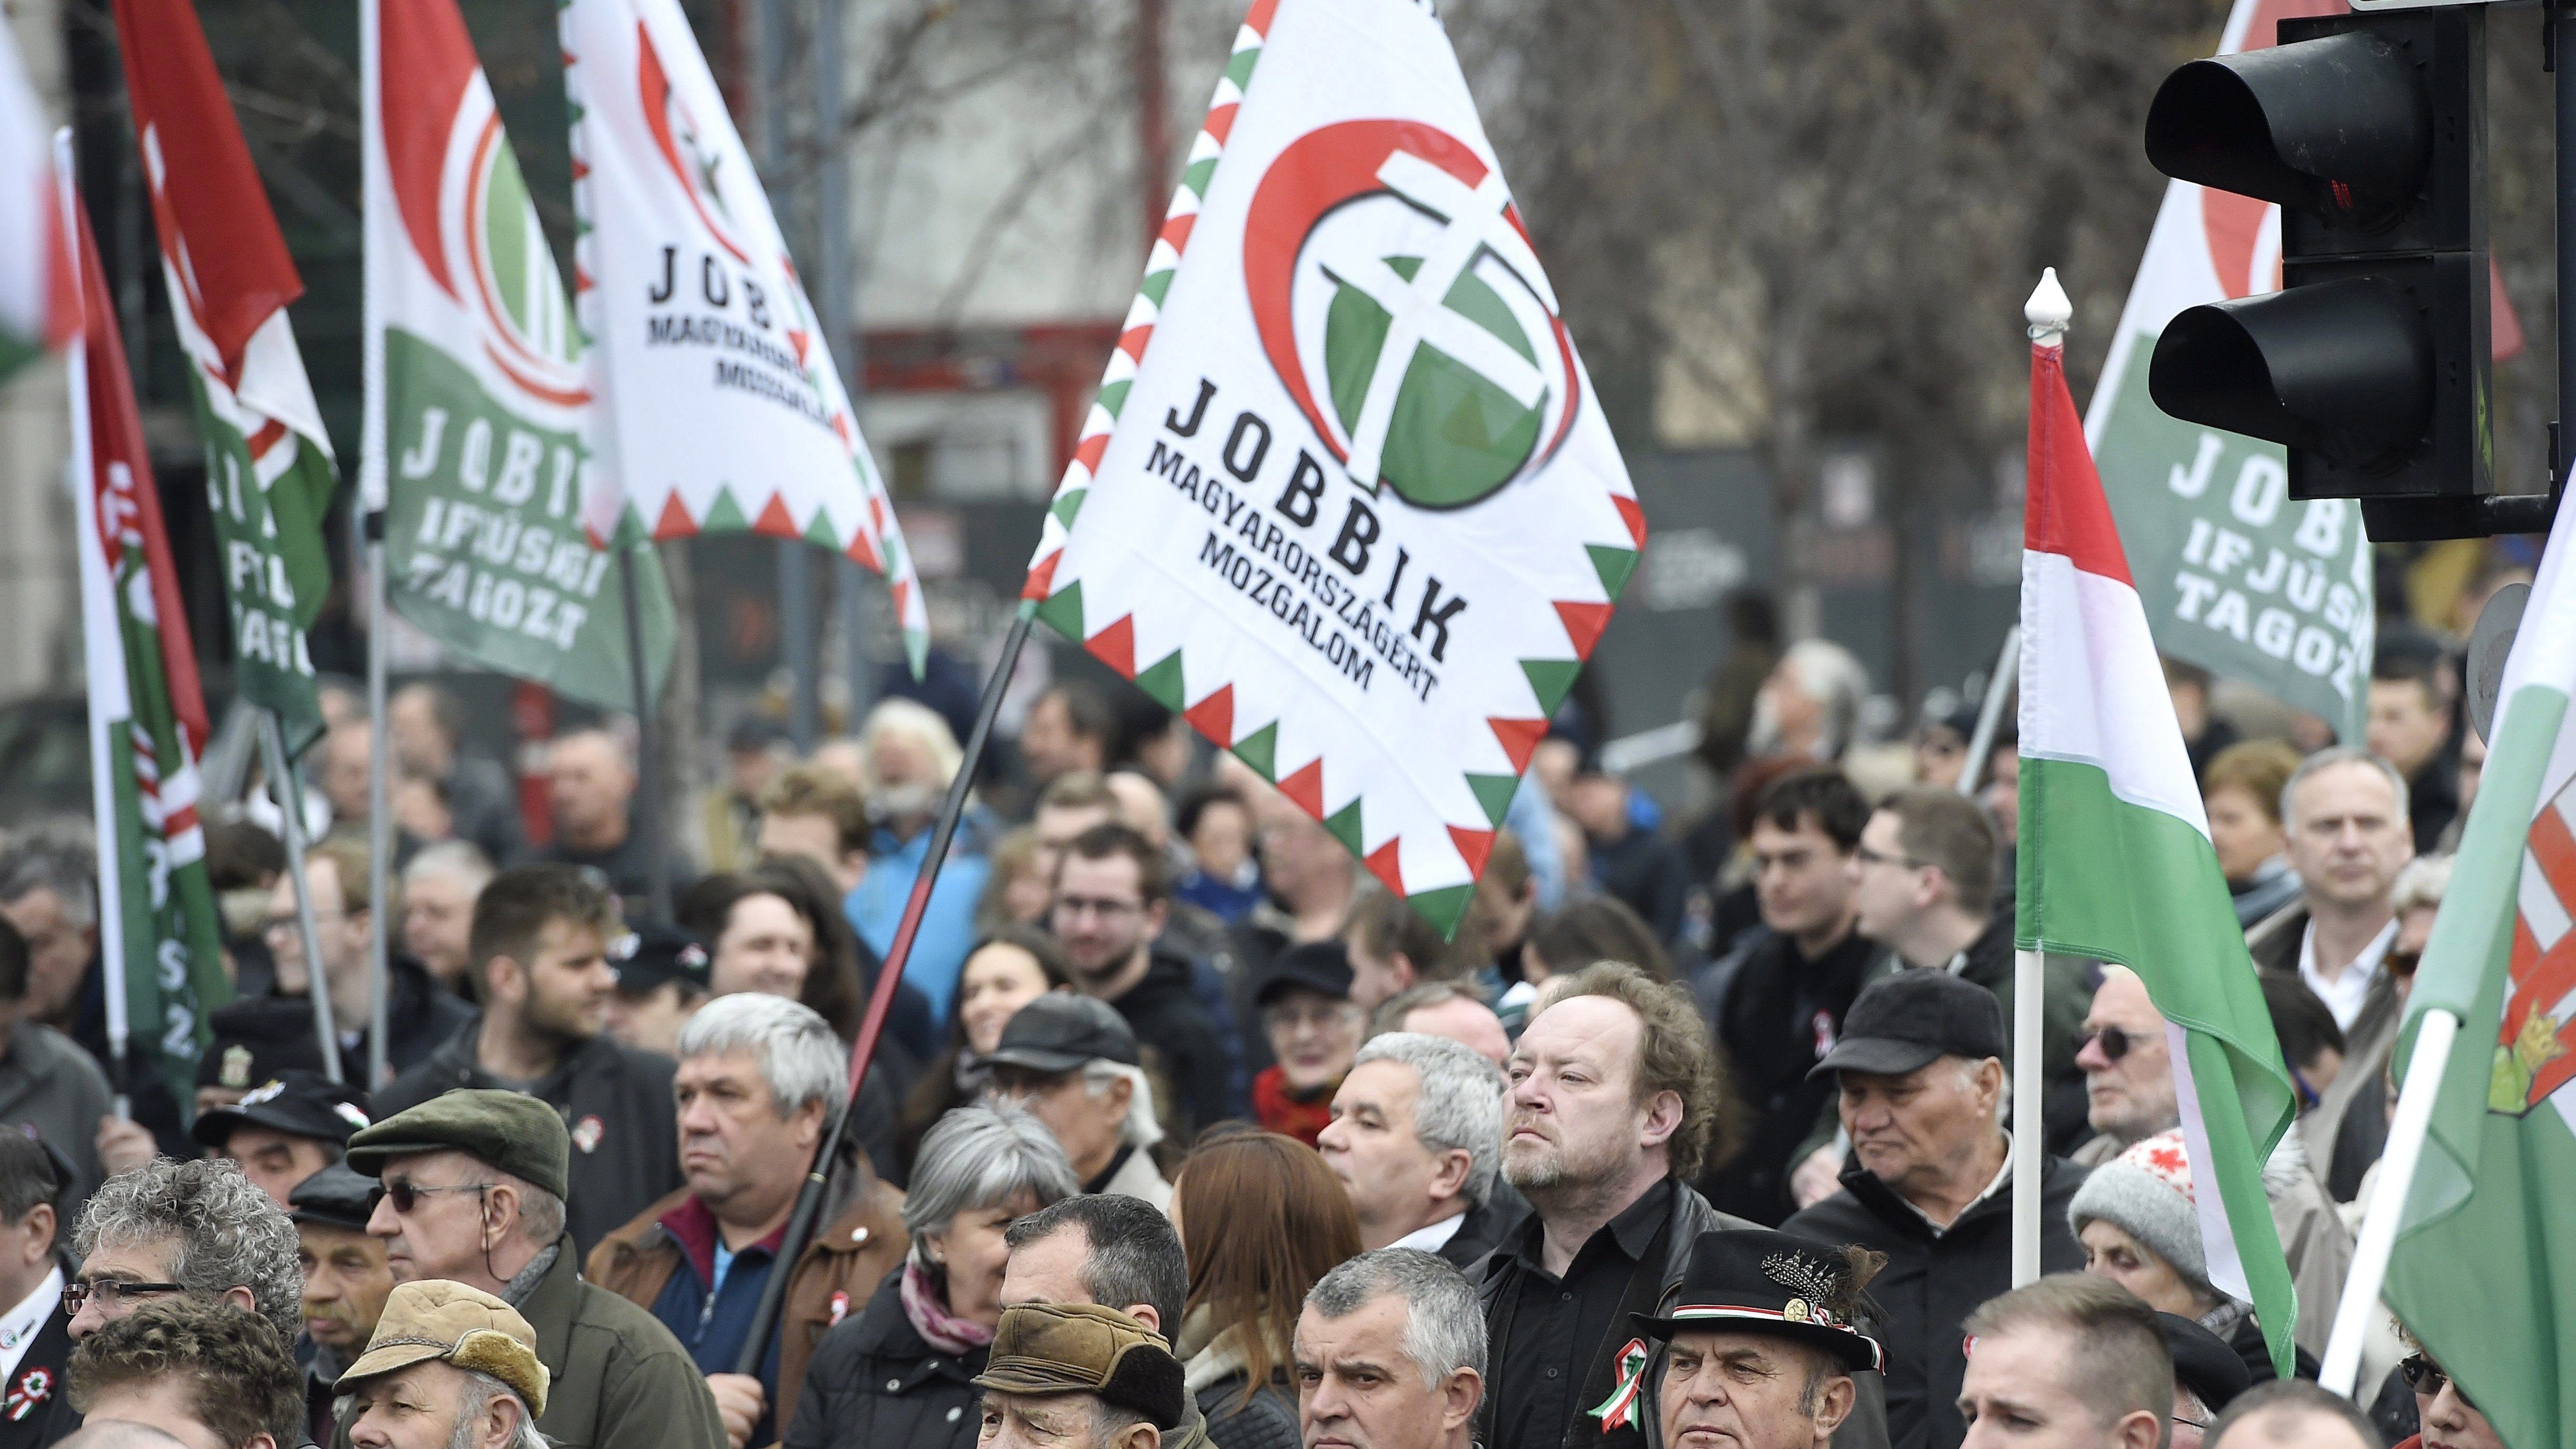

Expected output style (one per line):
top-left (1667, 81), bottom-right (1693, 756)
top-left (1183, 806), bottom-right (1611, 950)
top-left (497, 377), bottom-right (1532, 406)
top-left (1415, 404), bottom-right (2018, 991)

top-left (1019, 0), bottom-right (1644, 935)
top-left (111, 0), bottom-right (338, 744)
top-left (2384, 490), bottom-right (2576, 1449)
top-left (2084, 0), bottom-right (2375, 742)
top-left (61, 145), bottom-right (231, 1112)
top-left (2017, 314), bottom-right (2298, 1378)
top-left (561, 0), bottom-right (928, 674)
top-left (1, 32), bottom-right (72, 375)
top-left (362, 0), bottom-right (675, 711)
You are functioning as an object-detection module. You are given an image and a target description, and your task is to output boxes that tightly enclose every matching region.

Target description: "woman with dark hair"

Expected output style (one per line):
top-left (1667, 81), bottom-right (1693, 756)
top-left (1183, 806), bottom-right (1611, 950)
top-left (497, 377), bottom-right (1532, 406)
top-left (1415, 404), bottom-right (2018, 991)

top-left (683, 859), bottom-right (936, 1065)
top-left (1168, 1131), bottom-right (1364, 1449)
top-left (898, 927), bottom-right (1075, 1165)
top-left (1525, 893), bottom-right (1675, 983)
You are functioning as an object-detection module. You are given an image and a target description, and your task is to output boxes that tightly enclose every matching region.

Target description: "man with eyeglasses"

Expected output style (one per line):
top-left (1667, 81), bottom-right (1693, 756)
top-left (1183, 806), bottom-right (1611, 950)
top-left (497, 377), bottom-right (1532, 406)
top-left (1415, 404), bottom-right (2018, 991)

top-left (64, 1159), bottom-right (302, 1349)
top-left (338, 1089), bottom-right (724, 1449)
top-left (1048, 824), bottom-right (1236, 1137)
top-left (1249, 942), bottom-right (1362, 1148)
top-left (258, 839), bottom-right (472, 1086)
top-left (1846, 789), bottom-right (2091, 1155)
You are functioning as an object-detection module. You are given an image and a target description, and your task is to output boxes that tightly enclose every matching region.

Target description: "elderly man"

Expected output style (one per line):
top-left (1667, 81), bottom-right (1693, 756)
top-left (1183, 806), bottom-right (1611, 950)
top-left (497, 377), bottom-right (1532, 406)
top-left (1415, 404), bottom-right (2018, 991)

top-left (189, 1071), bottom-right (373, 1209)
top-left (1296, 1249), bottom-right (1484, 1449)
top-left (1633, 1231), bottom-right (1880, 1449)
top-left (589, 995), bottom-right (906, 1449)
top-left (0, 1135), bottom-right (72, 1449)
top-left (336, 1281), bottom-right (550, 1449)
top-left (400, 843), bottom-right (494, 995)
top-left (1317, 1033), bottom-right (1513, 1268)
top-left (290, 1166), bottom-right (396, 1448)
top-left (535, 730), bottom-right (673, 916)
top-left (2247, 750), bottom-right (2411, 1043)
top-left (377, 865), bottom-right (681, 1256)
top-left (343, 1089), bottom-right (725, 1449)
top-left (847, 699), bottom-right (989, 1022)
top-left (1478, 963), bottom-right (1762, 1449)
top-left (1369, 983), bottom-right (1512, 1068)
top-left (266, 840), bottom-right (475, 1083)
top-left (969, 1303), bottom-right (1186, 1449)
top-left (1782, 970), bottom-right (2086, 1449)
top-left (65, 1300), bottom-right (303, 1449)
top-left (1956, 1276), bottom-right (2169, 1449)
top-left (66, 1159), bottom-right (302, 1348)
top-left (1849, 789), bottom-right (2090, 1152)
top-left (985, 994), bottom-right (1171, 1205)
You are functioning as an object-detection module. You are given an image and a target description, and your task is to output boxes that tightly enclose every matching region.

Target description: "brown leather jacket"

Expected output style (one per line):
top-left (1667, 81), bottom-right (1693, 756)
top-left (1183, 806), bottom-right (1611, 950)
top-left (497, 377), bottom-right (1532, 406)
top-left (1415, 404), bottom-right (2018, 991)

top-left (585, 1167), bottom-right (908, 1430)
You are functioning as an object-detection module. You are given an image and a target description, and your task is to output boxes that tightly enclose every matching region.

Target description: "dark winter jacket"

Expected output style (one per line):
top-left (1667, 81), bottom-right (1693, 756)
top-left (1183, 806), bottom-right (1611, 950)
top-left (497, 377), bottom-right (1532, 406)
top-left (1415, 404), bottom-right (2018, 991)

top-left (785, 1270), bottom-right (986, 1449)
top-left (1108, 947), bottom-right (1239, 1138)
top-left (0, 1299), bottom-right (76, 1449)
top-left (1193, 1369), bottom-right (1300, 1449)
top-left (1694, 925), bottom-right (1879, 1224)
top-left (1949, 918), bottom-right (2094, 1155)
top-left (1781, 1149), bottom-right (2089, 1449)
top-left (375, 1018), bottom-right (681, 1258)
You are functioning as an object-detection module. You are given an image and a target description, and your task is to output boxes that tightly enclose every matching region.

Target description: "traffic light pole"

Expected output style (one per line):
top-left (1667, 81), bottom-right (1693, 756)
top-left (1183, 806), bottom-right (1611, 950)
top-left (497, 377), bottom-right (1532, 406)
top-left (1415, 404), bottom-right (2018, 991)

top-left (2558, 1), bottom-right (2576, 498)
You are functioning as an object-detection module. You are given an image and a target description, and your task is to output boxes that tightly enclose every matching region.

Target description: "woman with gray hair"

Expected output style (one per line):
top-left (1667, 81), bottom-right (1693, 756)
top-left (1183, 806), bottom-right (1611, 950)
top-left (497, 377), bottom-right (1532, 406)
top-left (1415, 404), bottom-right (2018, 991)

top-left (783, 1104), bottom-right (1078, 1449)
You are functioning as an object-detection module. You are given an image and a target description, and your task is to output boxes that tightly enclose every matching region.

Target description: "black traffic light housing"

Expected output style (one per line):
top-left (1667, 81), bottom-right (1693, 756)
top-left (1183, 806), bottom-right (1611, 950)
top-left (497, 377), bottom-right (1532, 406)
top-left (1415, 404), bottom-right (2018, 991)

top-left (2144, 8), bottom-right (2497, 540)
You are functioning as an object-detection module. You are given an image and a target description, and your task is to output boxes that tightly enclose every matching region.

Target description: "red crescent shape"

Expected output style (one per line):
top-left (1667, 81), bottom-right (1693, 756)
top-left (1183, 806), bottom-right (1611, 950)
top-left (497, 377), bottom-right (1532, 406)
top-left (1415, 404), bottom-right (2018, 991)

top-left (463, 113), bottom-right (585, 404)
top-left (379, 0), bottom-right (481, 302)
top-left (638, 21), bottom-right (753, 266)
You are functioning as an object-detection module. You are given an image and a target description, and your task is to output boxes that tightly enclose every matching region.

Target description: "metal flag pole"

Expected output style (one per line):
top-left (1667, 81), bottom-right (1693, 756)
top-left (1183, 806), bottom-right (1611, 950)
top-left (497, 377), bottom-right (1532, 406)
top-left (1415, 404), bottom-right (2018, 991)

top-left (362, 508), bottom-right (393, 1088)
top-left (1960, 626), bottom-right (2020, 799)
top-left (620, 546), bottom-right (672, 925)
top-left (734, 603), bottom-right (1037, 1376)
top-left (259, 709), bottom-right (344, 1083)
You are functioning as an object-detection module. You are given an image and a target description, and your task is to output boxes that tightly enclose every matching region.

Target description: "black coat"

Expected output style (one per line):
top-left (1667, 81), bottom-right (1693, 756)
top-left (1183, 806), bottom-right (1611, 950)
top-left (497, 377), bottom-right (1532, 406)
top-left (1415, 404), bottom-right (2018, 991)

top-left (786, 1272), bottom-right (985, 1449)
top-left (1435, 1195), bottom-right (1521, 1273)
top-left (0, 1303), bottom-right (75, 1449)
top-left (1108, 948), bottom-right (1237, 1139)
top-left (1195, 1370), bottom-right (1299, 1449)
top-left (376, 1018), bottom-right (681, 1259)
top-left (1781, 1152), bottom-right (2090, 1449)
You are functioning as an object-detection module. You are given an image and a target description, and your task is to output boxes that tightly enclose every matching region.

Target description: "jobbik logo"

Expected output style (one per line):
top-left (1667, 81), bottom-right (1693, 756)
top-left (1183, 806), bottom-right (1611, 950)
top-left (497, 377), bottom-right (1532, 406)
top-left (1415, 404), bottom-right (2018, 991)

top-left (1246, 119), bottom-right (1580, 511)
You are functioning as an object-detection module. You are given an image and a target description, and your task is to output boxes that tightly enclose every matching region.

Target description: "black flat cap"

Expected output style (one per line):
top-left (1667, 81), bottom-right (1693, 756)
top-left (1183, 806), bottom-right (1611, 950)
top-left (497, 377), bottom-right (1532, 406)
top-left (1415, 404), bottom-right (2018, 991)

top-left (2157, 1313), bottom-right (2252, 1411)
top-left (612, 925), bottom-right (711, 996)
top-left (192, 1070), bottom-right (373, 1152)
top-left (289, 1163), bottom-right (381, 1233)
top-left (986, 994), bottom-right (1140, 1074)
top-left (1810, 968), bottom-right (2006, 1080)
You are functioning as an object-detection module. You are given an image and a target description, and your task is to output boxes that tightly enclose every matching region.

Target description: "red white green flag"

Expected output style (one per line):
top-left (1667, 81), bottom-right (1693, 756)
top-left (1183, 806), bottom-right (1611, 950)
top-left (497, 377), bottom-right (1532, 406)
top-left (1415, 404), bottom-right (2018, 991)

top-left (560, 0), bottom-right (927, 673)
top-left (61, 143), bottom-right (231, 1113)
top-left (1018, 0), bottom-right (1644, 934)
top-left (0, 33), bottom-right (72, 376)
top-left (2016, 306), bottom-right (2298, 1377)
top-left (360, 0), bottom-right (675, 711)
top-left (112, 0), bottom-right (339, 744)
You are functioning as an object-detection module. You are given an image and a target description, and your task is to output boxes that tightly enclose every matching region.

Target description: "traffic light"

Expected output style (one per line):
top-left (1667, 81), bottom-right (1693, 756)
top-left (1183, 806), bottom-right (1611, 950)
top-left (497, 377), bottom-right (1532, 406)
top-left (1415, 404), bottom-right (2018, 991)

top-left (2144, 9), bottom-right (2496, 540)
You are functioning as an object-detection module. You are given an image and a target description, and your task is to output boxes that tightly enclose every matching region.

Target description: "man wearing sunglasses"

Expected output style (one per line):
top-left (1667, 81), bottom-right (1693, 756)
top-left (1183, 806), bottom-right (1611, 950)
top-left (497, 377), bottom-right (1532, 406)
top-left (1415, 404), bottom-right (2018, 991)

top-left (340, 1089), bottom-right (724, 1449)
top-left (63, 1159), bottom-right (302, 1351)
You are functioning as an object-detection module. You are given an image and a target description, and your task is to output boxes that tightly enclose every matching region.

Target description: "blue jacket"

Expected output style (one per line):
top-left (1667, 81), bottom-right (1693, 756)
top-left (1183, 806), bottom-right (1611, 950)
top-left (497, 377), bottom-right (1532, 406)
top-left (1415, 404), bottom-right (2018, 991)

top-left (845, 827), bottom-right (991, 1025)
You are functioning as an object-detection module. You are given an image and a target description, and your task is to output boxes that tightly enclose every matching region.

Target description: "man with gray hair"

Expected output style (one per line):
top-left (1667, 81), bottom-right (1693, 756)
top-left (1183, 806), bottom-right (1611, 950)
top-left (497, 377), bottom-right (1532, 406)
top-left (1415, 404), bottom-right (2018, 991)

top-left (66, 1158), bottom-right (303, 1347)
top-left (1316, 1033), bottom-right (1514, 1269)
top-left (588, 995), bottom-right (906, 1449)
top-left (985, 996), bottom-right (1170, 1208)
top-left (1295, 1249), bottom-right (1485, 1449)
top-left (2247, 748), bottom-right (2412, 1038)
top-left (336, 1281), bottom-right (551, 1449)
top-left (341, 1090), bottom-right (724, 1449)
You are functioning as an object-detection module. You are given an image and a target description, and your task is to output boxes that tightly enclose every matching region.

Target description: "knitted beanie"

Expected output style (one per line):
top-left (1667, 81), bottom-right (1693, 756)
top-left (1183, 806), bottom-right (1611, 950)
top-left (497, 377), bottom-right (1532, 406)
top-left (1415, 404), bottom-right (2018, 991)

top-left (2067, 1129), bottom-right (2206, 1287)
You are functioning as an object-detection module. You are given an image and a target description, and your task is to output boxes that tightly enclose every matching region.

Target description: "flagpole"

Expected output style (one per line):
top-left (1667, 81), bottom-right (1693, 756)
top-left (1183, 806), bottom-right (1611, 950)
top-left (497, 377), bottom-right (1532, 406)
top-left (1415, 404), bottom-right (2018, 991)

top-left (2318, 1009), bottom-right (2459, 1393)
top-left (620, 545), bottom-right (672, 924)
top-left (1959, 626), bottom-right (2019, 798)
top-left (260, 709), bottom-right (345, 1083)
top-left (362, 511), bottom-right (392, 1088)
top-left (733, 601), bottom-right (1035, 1378)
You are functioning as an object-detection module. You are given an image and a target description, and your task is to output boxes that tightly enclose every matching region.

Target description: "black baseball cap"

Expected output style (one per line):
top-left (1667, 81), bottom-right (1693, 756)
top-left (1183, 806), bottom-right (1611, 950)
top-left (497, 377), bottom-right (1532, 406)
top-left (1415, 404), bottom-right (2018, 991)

top-left (2156, 1313), bottom-right (2252, 1411)
top-left (613, 925), bottom-right (711, 996)
top-left (289, 1163), bottom-right (381, 1233)
top-left (1255, 940), bottom-right (1353, 1008)
top-left (191, 1068), bottom-right (373, 1151)
top-left (986, 994), bottom-right (1140, 1074)
top-left (1809, 968), bottom-right (2006, 1080)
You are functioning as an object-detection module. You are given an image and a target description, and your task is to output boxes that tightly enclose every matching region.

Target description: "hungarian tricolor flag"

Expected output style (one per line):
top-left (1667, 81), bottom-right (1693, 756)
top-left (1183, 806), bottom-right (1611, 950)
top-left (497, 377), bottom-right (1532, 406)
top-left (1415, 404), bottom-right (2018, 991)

top-left (0, 32), bottom-right (72, 375)
top-left (2014, 282), bottom-right (2298, 1377)
top-left (2384, 486), bottom-right (2576, 1447)
top-left (60, 142), bottom-right (231, 1114)
top-left (113, 0), bottom-right (338, 743)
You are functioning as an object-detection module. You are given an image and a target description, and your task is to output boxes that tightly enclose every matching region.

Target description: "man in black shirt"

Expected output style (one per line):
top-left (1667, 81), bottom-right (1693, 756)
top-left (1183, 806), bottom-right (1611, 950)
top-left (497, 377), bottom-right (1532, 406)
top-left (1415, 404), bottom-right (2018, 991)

top-left (1475, 963), bottom-right (1758, 1449)
top-left (1695, 769), bottom-right (1879, 1224)
top-left (1048, 824), bottom-right (1238, 1138)
top-left (535, 730), bottom-right (684, 921)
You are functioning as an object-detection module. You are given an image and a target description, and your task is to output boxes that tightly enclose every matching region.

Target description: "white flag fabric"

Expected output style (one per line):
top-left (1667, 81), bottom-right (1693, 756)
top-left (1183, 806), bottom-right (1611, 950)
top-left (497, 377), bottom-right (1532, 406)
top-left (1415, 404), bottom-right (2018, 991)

top-left (1017, 0), bottom-right (1644, 933)
top-left (561, 0), bottom-right (927, 669)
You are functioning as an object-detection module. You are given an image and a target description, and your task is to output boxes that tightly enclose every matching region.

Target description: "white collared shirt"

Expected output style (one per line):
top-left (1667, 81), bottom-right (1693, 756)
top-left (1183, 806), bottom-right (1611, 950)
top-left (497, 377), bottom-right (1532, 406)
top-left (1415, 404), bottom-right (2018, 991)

top-left (0, 1264), bottom-right (62, 1383)
top-left (1389, 1211), bottom-right (1466, 1256)
top-left (2299, 917), bottom-right (2397, 1032)
top-left (1900, 1137), bottom-right (2014, 1238)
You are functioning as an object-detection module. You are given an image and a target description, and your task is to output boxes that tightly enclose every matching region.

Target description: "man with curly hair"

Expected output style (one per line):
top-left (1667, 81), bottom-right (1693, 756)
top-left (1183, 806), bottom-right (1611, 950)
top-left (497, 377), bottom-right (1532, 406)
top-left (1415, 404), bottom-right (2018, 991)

top-left (65, 1160), bottom-right (302, 1348)
top-left (65, 1298), bottom-right (303, 1449)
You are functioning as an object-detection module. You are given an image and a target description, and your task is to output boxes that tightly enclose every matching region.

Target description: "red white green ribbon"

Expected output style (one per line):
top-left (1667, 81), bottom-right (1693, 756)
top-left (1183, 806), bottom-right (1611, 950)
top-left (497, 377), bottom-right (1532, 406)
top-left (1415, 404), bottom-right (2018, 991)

top-left (1589, 1338), bottom-right (1650, 1430)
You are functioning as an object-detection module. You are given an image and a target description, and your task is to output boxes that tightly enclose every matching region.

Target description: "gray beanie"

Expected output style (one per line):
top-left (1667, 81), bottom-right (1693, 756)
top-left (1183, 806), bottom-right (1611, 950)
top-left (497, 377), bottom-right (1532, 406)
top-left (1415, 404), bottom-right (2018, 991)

top-left (2067, 1129), bottom-right (2207, 1289)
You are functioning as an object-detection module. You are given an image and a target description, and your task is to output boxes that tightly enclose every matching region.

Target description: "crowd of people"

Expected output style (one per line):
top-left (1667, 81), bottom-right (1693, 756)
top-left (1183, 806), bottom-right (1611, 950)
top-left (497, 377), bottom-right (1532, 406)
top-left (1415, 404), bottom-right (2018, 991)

top-left (0, 613), bottom-right (2514, 1449)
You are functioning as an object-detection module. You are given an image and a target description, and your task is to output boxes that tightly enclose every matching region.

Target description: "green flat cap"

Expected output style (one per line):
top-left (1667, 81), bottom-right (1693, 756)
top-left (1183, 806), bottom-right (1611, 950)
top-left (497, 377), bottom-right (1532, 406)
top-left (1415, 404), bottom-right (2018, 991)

top-left (344, 1089), bottom-right (569, 1200)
